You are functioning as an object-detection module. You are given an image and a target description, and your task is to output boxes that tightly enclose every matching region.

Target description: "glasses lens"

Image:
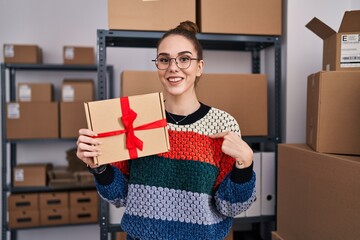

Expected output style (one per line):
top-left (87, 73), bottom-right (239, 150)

top-left (156, 56), bottom-right (169, 70)
top-left (176, 55), bottom-right (191, 69)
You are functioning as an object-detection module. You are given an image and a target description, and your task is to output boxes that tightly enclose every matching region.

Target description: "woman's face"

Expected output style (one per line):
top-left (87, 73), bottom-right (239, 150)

top-left (156, 34), bottom-right (204, 97)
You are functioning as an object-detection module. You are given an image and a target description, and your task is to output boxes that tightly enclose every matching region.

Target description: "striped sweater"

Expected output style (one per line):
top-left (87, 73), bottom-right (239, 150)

top-left (93, 103), bottom-right (256, 240)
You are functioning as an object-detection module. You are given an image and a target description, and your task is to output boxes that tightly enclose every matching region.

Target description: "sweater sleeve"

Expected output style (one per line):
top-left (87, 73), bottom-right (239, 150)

top-left (92, 164), bottom-right (129, 208)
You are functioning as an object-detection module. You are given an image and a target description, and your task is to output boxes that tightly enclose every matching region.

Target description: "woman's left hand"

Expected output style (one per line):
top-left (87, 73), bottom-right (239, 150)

top-left (210, 131), bottom-right (253, 169)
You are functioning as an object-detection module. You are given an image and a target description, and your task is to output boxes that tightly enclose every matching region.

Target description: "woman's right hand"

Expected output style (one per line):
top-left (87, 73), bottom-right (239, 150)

top-left (76, 128), bottom-right (101, 168)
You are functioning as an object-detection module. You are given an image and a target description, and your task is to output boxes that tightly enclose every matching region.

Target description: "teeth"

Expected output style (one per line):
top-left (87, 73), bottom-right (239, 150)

top-left (168, 77), bottom-right (182, 82)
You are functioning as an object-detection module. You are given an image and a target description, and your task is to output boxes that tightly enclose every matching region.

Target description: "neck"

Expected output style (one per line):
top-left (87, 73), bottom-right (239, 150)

top-left (165, 92), bottom-right (200, 115)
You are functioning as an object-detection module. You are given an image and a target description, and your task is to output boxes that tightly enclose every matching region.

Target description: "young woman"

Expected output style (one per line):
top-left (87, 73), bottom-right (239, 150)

top-left (76, 21), bottom-right (255, 240)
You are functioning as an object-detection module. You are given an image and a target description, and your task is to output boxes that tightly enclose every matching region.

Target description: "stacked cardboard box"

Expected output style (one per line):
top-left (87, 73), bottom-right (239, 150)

top-left (69, 191), bottom-right (99, 224)
top-left (8, 193), bottom-right (40, 229)
top-left (39, 192), bottom-right (69, 226)
top-left (63, 46), bottom-right (95, 65)
top-left (3, 44), bottom-right (42, 64)
top-left (276, 11), bottom-right (360, 240)
top-left (60, 79), bottom-right (94, 138)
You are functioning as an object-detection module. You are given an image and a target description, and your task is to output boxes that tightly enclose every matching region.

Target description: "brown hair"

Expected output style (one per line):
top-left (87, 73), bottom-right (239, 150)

top-left (157, 21), bottom-right (203, 60)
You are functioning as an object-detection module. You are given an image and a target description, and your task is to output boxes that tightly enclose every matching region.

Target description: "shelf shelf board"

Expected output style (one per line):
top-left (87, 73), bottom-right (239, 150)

top-left (7, 185), bottom-right (95, 193)
top-left (6, 222), bottom-right (98, 231)
top-left (3, 63), bottom-right (99, 71)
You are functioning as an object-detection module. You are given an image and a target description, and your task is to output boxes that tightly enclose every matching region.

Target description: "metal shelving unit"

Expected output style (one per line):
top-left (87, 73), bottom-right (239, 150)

top-left (0, 63), bottom-right (114, 240)
top-left (96, 29), bottom-right (281, 240)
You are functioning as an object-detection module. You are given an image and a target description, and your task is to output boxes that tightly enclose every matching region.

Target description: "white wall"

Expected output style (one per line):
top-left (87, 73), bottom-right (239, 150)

top-left (0, 0), bottom-right (359, 239)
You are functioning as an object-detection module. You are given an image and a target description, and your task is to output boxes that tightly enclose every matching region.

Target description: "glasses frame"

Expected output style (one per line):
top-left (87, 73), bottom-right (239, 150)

top-left (152, 56), bottom-right (200, 70)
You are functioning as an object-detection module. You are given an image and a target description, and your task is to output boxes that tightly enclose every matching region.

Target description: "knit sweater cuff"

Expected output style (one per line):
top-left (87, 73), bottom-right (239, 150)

top-left (230, 161), bottom-right (254, 184)
top-left (93, 165), bottom-right (114, 185)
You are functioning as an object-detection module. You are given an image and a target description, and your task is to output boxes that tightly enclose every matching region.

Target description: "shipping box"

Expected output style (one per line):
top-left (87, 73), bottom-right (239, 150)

top-left (3, 44), bottom-right (42, 64)
top-left (108, 0), bottom-right (196, 31)
top-left (40, 208), bottom-right (69, 226)
top-left (6, 102), bottom-right (59, 139)
top-left (306, 71), bottom-right (360, 155)
top-left (306, 10), bottom-right (360, 71)
top-left (13, 163), bottom-right (52, 187)
top-left (8, 210), bottom-right (40, 229)
top-left (8, 193), bottom-right (39, 211)
top-left (70, 191), bottom-right (98, 208)
top-left (271, 232), bottom-right (285, 240)
top-left (277, 144), bottom-right (360, 240)
top-left (69, 206), bottom-right (98, 224)
top-left (121, 71), bottom-right (268, 136)
top-left (60, 102), bottom-right (88, 138)
top-left (198, 0), bottom-right (282, 35)
top-left (61, 79), bottom-right (94, 102)
top-left (84, 92), bottom-right (170, 165)
top-left (63, 46), bottom-right (95, 65)
top-left (17, 83), bottom-right (53, 102)
top-left (39, 192), bottom-right (69, 209)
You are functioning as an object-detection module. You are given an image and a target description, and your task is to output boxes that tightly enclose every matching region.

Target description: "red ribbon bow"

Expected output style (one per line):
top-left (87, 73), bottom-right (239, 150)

top-left (93, 97), bottom-right (167, 159)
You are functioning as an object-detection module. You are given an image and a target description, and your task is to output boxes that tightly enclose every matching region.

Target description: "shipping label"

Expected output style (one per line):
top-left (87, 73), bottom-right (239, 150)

top-left (340, 34), bottom-right (360, 68)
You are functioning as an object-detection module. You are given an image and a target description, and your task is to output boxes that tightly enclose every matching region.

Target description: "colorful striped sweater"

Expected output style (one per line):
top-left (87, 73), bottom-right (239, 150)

top-left (93, 103), bottom-right (256, 240)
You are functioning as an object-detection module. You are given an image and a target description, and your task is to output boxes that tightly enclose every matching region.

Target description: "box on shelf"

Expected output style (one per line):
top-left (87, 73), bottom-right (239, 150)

top-left (61, 79), bottom-right (94, 102)
top-left (277, 144), bottom-right (360, 240)
top-left (271, 231), bottom-right (285, 240)
top-left (69, 206), bottom-right (98, 224)
top-left (121, 71), bottom-right (268, 136)
top-left (3, 44), bottom-right (42, 64)
top-left (70, 191), bottom-right (98, 208)
top-left (60, 102), bottom-right (88, 138)
top-left (8, 193), bottom-right (39, 211)
top-left (63, 46), bottom-right (95, 65)
top-left (39, 192), bottom-right (69, 209)
top-left (17, 83), bottom-right (53, 102)
top-left (306, 71), bottom-right (360, 155)
top-left (47, 167), bottom-right (77, 187)
top-left (40, 208), bottom-right (69, 226)
top-left (6, 102), bottom-right (59, 139)
top-left (108, 0), bottom-right (195, 31)
top-left (8, 210), bottom-right (40, 229)
top-left (13, 163), bottom-right (52, 187)
top-left (306, 10), bottom-right (360, 71)
top-left (84, 92), bottom-right (170, 165)
top-left (198, 0), bottom-right (282, 35)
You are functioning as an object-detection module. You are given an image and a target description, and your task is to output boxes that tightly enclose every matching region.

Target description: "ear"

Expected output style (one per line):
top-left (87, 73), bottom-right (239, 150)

top-left (196, 60), bottom-right (204, 77)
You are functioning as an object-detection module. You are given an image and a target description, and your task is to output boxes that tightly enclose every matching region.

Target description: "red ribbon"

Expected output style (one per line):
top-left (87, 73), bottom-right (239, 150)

top-left (93, 97), bottom-right (167, 159)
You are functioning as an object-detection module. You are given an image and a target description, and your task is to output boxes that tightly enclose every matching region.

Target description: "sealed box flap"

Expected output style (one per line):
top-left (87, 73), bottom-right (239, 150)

top-left (339, 10), bottom-right (360, 32)
top-left (306, 17), bottom-right (336, 40)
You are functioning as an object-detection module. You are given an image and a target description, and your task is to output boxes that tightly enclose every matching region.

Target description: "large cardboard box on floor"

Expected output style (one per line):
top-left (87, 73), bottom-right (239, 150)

top-left (306, 71), bottom-right (360, 155)
top-left (6, 102), bottom-right (59, 139)
top-left (63, 46), bottom-right (95, 65)
top-left (13, 163), bottom-right (52, 187)
top-left (306, 10), bottom-right (360, 71)
top-left (108, 0), bottom-right (195, 31)
top-left (198, 0), bottom-right (282, 35)
top-left (121, 71), bottom-right (268, 136)
top-left (84, 92), bottom-right (170, 165)
top-left (3, 44), bottom-right (42, 64)
top-left (17, 83), bottom-right (53, 102)
top-left (277, 144), bottom-right (360, 240)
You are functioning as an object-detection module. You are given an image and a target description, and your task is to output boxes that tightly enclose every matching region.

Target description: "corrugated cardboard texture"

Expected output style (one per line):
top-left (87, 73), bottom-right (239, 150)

top-left (121, 71), bottom-right (268, 136)
top-left (17, 83), bottom-right (53, 102)
top-left (198, 0), bottom-right (282, 35)
top-left (277, 144), bottom-right (360, 240)
top-left (306, 71), bottom-right (360, 155)
top-left (108, 0), bottom-right (196, 31)
top-left (3, 44), bottom-right (42, 64)
top-left (84, 92), bottom-right (170, 164)
top-left (6, 102), bottom-right (59, 139)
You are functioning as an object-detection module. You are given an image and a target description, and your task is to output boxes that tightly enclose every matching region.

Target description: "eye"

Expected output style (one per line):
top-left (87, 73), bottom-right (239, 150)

top-left (178, 56), bottom-right (191, 63)
top-left (158, 57), bottom-right (170, 64)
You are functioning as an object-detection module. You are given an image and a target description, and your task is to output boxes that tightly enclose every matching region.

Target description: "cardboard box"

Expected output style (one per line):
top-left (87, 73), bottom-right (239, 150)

top-left (40, 208), bottom-right (69, 226)
top-left (8, 193), bottom-right (39, 211)
top-left (69, 206), bottom-right (98, 224)
top-left (39, 192), bottom-right (69, 209)
top-left (70, 191), bottom-right (98, 207)
top-left (198, 0), bottom-right (282, 35)
top-left (121, 71), bottom-right (268, 136)
top-left (60, 102), bottom-right (88, 138)
top-left (116, 232), bottom-right (127, 240)
top-left (13, 163), bottom-right (52, 187)
top-left (271, 231), bottom-right (285, 240)
top-left (48, 167), bottom-right (77, 187)
top-left (306, 71), bottom-right (360, 155)
top-left (6, 102), bottom-right (59, 139)
top-left (306, 10), bottom-right (360, 71)
top-left (61, 79), bottom-right (94, 102)
top-left (63, 46), bottom-right (95, 65)
top-left (17, 83), bottom-right (53, 102)
top-left (277, 144), bottom-right (360, 240)
top-left (108, 0), bottom-right (196, 31)
top-left (8, 210), bottom-right (40, 229)
top-left (84, 92), bottom-right (170, 164)
top-left (3, 44), bottom-right (42, 64)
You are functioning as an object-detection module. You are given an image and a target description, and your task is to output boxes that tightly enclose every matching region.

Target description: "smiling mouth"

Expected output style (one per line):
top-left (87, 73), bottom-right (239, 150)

top-left (167, 77), bottom-right (183, 83)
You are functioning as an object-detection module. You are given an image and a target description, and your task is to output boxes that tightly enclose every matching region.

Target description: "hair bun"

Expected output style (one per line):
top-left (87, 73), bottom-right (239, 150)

top-left (176, 21), bottom-right (199, 34)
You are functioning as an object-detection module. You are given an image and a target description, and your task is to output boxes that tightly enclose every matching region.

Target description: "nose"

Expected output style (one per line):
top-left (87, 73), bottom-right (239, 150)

top-left (168, 58), bottom-right (179, 70)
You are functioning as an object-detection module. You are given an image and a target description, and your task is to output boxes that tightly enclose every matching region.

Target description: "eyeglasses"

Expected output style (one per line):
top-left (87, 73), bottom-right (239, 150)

top-left (152, 55), bottom-right (200, 70)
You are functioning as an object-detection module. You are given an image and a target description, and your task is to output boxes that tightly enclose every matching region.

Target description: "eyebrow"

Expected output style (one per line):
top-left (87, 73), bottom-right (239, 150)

top-left (157, 51), bottom-right (193, 56)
